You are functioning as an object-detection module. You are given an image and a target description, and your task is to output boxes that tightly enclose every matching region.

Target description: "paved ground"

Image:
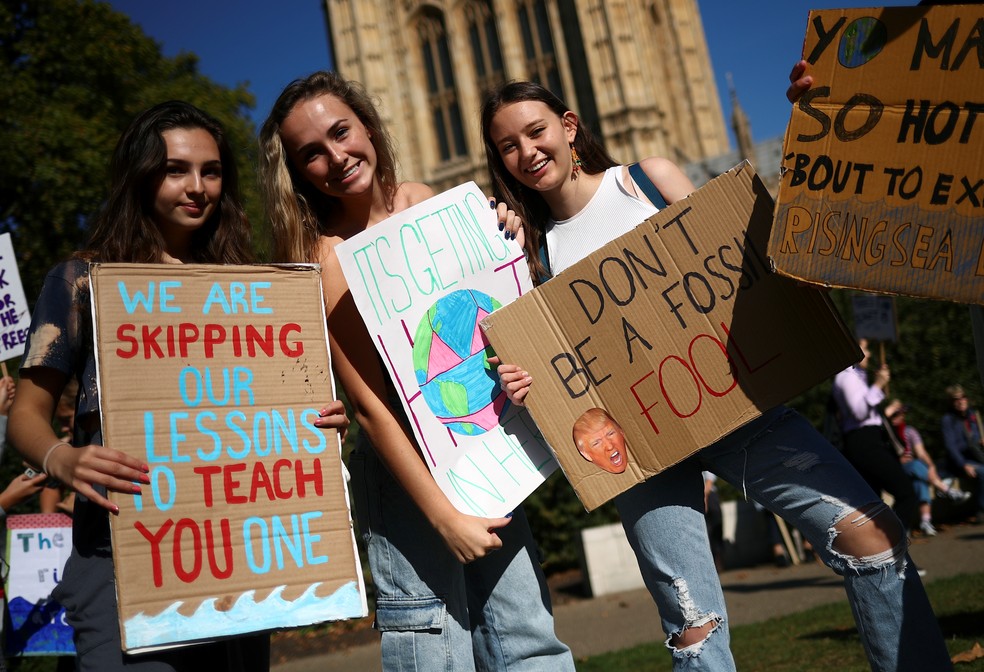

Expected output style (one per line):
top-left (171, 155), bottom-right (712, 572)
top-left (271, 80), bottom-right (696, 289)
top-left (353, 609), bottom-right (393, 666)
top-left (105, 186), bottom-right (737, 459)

top-left (272, 522), bottom-right (984, 672)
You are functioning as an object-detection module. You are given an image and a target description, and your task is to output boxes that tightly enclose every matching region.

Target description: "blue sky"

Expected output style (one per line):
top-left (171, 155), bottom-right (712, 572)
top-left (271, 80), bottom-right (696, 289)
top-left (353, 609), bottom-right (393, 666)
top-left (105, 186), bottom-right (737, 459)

top-left (108, 0), bottom-right (910, 148)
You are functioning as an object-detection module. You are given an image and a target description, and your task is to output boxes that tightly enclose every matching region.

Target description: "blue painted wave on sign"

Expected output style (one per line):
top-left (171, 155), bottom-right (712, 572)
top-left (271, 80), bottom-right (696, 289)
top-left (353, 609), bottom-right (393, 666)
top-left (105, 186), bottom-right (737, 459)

top-left (123, 581), bottom-right (364, 650)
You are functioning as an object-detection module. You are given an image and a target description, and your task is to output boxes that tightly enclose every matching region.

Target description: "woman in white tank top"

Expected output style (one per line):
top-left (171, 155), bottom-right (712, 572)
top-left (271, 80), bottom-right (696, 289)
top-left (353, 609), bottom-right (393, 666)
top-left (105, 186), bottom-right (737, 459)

top-left (479, 80), bottom-right (952, 672)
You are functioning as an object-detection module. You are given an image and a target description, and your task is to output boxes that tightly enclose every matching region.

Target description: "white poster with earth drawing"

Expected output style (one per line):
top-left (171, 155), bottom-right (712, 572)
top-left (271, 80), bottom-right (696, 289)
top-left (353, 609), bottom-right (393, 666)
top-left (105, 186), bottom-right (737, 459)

top-left (335, 182), bottom-right (558, 517)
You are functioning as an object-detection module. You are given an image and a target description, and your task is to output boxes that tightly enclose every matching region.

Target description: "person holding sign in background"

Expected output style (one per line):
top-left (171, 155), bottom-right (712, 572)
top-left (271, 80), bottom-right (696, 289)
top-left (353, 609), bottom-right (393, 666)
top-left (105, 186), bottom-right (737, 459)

top-left (481, 80), bottom-right (951, 671)
top-left (831, 339), bottom-right (923, 533)
top-left (8, 101), bottom-right (349, 672)
top-left (258, 71), bottom-right (572, 671)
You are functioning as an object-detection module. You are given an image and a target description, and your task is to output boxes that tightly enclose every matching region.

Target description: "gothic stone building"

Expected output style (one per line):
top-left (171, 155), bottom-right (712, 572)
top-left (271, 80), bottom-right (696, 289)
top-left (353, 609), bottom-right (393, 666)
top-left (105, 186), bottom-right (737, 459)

top-left (323, 0), bottom-right (731, 193)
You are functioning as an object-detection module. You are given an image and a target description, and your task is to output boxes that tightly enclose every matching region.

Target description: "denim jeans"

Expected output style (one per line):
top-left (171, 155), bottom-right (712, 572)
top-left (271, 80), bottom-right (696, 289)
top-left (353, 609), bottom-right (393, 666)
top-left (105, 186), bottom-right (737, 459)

top-left (349, 438), bottom-right (574, 671)
top-left (901, 459), bottom-right (931, 503)
top-left (616, 406), bottom-right (952, 672)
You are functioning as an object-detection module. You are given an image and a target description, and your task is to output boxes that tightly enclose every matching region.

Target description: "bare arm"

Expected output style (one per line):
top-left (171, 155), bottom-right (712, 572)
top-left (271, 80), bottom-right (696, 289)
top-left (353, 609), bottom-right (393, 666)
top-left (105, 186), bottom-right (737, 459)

top-left (318, 240), bottom-right (511, 563)
top-left (0, 472), bottom-right (47, 511)
top-left (633, 156), bottom-right (696, 205)
top-left (8, 368), bottom-right (149, 514)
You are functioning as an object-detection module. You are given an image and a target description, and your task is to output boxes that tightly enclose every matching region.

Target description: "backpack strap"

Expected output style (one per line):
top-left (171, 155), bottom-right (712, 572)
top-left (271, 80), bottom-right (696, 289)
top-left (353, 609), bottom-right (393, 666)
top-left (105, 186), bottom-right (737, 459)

top-left (627, 162), bottom-right (668, 210)
top-left (536, 235), bottom-right (553, 284)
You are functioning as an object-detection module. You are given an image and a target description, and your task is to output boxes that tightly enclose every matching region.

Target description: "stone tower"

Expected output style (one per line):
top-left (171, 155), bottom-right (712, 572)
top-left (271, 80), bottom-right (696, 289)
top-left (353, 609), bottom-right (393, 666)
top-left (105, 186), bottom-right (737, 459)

top-left (323, 0), bottom-right (729, 192)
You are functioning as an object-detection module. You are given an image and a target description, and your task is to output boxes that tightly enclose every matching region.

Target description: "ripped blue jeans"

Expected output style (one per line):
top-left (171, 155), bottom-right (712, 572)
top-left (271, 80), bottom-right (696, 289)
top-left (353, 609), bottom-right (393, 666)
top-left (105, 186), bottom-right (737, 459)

top-left (349, 438), bottom-right (574, 672)
top-left (616, 406), bottom-right (952, 672)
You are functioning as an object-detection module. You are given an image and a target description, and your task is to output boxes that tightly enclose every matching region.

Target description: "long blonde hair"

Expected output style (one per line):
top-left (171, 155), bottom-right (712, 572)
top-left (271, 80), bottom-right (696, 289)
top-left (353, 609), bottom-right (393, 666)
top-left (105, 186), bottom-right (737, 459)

top-left (259, 71), bottom-right (399, 263)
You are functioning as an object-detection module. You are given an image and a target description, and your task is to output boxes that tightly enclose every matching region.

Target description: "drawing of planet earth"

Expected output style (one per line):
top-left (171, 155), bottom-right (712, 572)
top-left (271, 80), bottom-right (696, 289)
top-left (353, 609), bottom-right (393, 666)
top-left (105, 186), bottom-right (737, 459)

top-left (413, 289), bottom-right (508, 436)
top-left (839, 17), bottom-right (887, 68)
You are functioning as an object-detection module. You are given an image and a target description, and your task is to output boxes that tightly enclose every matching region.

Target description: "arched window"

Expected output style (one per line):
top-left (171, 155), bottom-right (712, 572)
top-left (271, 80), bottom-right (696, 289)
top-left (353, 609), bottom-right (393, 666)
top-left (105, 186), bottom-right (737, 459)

top-left (419, 9), bottom-right (467, 161)
top-left (517, 0), bottom-right (564, 98)
top-left (464, 1), bottom-right (505, 95)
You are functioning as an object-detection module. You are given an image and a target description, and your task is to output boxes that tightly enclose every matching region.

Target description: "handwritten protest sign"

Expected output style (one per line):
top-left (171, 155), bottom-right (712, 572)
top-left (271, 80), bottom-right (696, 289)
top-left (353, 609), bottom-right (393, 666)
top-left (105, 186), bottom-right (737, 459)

top-left (0, 233), bottom-right (31, 362)
top-left (334, 182), bottom-right (557, 517)
top-left (482, 164), bottom-right (858, 510)
top-left (852, 294), bottom-right (897, 342)
top-left (770, 5), bottom-right (984, 305)
top-left (90, 263), bottom-right (365, 652)
top-left (4, 513), bottom-right (74, 656)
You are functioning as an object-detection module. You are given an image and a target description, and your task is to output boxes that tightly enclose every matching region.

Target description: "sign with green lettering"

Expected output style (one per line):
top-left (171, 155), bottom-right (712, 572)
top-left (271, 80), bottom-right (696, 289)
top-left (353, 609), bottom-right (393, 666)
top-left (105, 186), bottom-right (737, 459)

top-left (334, 182), bottom-right (558, 517)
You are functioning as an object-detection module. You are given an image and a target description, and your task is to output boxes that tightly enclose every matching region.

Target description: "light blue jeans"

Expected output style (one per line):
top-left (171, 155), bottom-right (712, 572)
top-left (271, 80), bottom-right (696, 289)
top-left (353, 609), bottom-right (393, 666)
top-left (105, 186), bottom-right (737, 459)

top-left (349, 437), bottom-right (574, 671)
top-left (901, 459), bottom-right (932, 503)
top-left (616, 406), bottom-right (952, 672)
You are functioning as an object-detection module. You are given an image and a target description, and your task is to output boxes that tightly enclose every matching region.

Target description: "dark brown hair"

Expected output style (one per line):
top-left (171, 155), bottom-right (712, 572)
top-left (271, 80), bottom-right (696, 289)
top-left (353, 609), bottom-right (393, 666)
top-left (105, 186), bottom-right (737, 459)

top-left (481, 81), bottom-right (616, 283)
top-left (85, 100), bottom-right (252, 264)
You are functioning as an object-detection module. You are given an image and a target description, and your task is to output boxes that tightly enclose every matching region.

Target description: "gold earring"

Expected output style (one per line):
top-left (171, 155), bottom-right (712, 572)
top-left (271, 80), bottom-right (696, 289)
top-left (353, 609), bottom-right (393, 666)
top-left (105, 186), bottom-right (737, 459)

top-left (570, 144), bottom-right (582, 180)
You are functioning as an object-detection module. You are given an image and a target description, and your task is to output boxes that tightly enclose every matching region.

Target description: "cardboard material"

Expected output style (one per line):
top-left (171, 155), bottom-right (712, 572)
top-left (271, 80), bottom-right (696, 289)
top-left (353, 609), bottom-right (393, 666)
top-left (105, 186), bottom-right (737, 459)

top-left (770, 5), bottom-right (984, 305)
top-left (481, 164), bottom-right (859, 510)
top-left (0, 233), bottom-right (32, 362)
top-left (4, 513), bottom-right (74, 656)
top-left (90, 263), bottom-right (366, 652)
top-left (334, 182), bottom-right (557, 518)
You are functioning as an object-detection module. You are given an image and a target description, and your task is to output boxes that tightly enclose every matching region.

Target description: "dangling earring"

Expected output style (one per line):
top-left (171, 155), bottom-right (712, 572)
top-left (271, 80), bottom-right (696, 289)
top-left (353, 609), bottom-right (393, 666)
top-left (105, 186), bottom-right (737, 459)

top-left (570, 143), bottom-right (582, 181)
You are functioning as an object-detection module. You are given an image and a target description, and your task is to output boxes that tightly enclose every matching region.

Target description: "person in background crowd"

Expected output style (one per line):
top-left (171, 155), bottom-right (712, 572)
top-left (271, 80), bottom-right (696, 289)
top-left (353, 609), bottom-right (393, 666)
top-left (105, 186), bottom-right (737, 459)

top-left (940, 385), bottom-right (984, 521)
top-left (885, 399), bottom-right (970, 536)
top-left (831, 339), bottom-right (921, 531)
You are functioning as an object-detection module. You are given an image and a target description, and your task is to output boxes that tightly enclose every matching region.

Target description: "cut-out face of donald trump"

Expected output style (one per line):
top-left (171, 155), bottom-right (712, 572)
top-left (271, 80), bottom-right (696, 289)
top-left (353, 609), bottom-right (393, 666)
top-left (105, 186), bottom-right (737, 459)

top-left (572, 407), bottom-right (629, 474)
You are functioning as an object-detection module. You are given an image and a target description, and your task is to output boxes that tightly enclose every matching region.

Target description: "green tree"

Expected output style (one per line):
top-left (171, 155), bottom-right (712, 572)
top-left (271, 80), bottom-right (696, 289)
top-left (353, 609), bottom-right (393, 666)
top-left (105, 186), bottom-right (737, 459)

top-left (0, 0), bottom-right (267, 307)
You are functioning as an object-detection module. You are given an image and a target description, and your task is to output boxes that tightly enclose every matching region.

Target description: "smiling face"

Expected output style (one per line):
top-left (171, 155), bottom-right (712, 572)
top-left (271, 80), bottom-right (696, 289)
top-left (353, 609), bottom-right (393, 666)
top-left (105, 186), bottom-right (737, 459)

top-left (152, 127), bottom-right (222, 245)
top-left (279, 93), bottom-right (377, 199)
top-left (574, 410), bottom-right (629, 474)
top-left (488, 100), bottom-right (578, 194)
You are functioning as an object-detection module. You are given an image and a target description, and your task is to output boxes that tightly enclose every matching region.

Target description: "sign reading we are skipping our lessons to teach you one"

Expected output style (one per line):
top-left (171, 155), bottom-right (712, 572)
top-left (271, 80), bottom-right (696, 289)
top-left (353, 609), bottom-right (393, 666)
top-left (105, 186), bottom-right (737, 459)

top-left (770, 5), bottom-right (984, 305)
top-left (482, 164), bottom-right (859, 511)
top-left (334, 182), bottom-right (557, 518)
top-left (90, 263), bottom-right (366, 653)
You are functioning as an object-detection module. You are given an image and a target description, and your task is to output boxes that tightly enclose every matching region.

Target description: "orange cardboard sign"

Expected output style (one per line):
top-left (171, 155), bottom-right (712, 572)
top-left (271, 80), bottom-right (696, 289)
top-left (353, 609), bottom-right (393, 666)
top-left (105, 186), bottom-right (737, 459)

top-left (771, 5), bottom-right (984, 304)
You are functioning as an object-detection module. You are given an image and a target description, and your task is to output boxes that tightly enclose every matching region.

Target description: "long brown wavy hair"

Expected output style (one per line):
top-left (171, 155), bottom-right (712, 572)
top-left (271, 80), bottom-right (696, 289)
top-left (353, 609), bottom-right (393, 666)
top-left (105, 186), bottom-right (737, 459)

top-left (84, 100), bottom-right (252, 264)
top-left (258, 71), bottom-right (400, 264)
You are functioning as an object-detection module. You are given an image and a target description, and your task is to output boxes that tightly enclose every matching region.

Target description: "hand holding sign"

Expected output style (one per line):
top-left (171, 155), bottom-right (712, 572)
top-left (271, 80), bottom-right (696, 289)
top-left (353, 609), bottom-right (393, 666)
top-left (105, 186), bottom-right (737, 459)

top-left (42, 440), bottom-right (150, 514)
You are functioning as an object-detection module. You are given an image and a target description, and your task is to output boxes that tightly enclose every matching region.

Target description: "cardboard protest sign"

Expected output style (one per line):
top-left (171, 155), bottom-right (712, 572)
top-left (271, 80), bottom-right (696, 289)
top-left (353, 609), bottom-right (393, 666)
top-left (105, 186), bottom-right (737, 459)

top-left (4, 513), bottom-right (74, 656)
top-left (770, 5), bottom-right (984, 305)
top-left (481, 164), bottom-right (859, 510)
top-left (90, 263), bottom-right (365, 652)
top-left (852, 294), bottom-right (897, 342)
top-left (334, 182), bottom-right (557, 517)
top-left (0, 233), bottom-right (32, 362)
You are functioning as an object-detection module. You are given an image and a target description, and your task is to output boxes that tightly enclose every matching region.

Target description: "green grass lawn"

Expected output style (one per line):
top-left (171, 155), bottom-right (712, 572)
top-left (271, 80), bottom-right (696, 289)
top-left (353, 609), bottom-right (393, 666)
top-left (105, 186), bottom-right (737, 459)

top-left (575, 572), bottom-right (984, 672)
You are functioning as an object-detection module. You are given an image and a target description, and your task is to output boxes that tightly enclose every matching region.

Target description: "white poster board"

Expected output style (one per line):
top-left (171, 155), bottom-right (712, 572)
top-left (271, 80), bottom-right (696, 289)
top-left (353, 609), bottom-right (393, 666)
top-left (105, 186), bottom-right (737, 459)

top-left (335, 182), bottom-right (557, 517)
top-left (5, 513), bottom-right (75, 656)
top-left (0, 233), bottom-right (31, 362)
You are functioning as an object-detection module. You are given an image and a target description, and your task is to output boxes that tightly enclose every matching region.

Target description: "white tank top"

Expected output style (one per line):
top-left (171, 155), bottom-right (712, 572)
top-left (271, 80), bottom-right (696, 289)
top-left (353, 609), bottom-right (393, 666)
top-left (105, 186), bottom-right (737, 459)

top-left (545, 165), bottom-right (660, 275)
